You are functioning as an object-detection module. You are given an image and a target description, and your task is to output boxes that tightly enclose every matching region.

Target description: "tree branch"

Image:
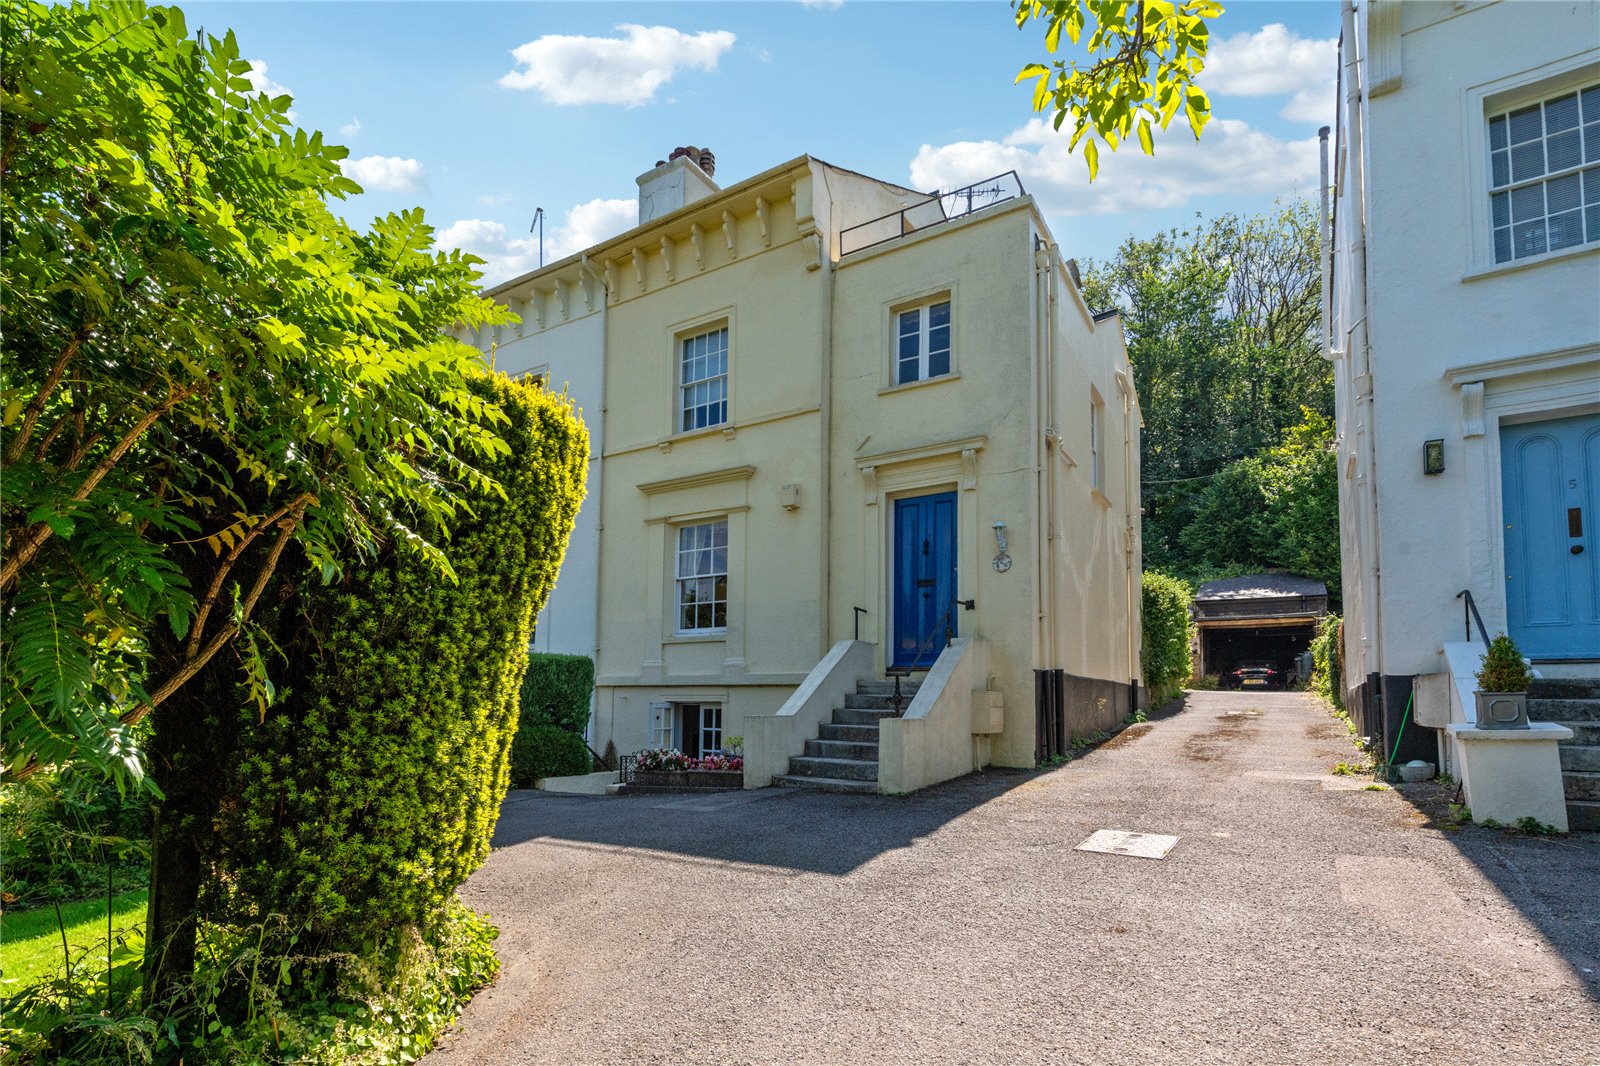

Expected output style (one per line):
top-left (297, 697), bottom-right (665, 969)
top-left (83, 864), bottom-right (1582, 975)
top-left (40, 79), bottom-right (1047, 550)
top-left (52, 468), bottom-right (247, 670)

top-left (185, 493), bottom-right (312, 659)
top-left (5, 333), bottom-right (85, 464)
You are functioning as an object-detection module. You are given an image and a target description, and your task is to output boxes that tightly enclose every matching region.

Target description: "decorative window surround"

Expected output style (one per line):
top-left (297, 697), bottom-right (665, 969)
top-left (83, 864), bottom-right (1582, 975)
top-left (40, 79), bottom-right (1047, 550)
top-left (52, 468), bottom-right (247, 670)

top-left (679, 325), bottom-right (729, 433)
top-left (893, 297), bottom-right (953, 385)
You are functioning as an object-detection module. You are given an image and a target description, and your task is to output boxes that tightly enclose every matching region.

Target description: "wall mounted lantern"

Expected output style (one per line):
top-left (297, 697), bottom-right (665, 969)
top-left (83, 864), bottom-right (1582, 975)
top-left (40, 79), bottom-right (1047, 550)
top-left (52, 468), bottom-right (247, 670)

top-left (1423, 439), bottom-right (1445, 476)
top-left (992, 521), bottom-right (1011, 573)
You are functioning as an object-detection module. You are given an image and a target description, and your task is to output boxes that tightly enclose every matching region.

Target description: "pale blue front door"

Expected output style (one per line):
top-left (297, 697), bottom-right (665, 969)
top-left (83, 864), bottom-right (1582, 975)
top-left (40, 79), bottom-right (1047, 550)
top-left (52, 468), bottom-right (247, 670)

top-left (892, 492), bottom-right (957, 668)
top-left (1501, 412), bottom-right (1600, 659)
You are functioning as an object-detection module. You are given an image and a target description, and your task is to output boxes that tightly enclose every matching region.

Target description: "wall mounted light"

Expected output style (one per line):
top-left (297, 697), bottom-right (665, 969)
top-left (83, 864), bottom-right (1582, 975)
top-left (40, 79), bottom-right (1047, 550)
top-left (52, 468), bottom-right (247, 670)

top-left (992, 521), bottom-right (1011, 573)
top-left (1423, 439), bottom-right (1445, 476)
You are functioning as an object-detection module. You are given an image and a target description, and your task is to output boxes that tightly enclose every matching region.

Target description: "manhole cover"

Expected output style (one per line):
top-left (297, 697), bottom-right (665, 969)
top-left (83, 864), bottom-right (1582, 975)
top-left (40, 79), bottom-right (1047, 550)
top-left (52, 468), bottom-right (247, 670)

top-left (1075, 829), bottom-right (1180, 860)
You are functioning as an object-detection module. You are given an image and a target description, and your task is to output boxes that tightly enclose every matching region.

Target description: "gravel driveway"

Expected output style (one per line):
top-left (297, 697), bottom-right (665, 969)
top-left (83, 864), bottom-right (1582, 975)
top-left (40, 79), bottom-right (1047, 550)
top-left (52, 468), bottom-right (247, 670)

top-left (427, 690), bottom-right (1600, 1065)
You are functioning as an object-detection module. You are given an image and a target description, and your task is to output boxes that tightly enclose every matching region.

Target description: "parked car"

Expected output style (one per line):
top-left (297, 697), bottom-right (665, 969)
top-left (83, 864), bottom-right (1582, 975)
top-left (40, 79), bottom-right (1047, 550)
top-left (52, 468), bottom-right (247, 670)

top-left (1224, 661), bottom-right (1284, 690)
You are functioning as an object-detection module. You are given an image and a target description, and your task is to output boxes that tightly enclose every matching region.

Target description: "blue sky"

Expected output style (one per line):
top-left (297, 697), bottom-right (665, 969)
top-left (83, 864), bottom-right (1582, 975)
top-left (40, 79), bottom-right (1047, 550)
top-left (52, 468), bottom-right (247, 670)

top-left (192, 1), bottom-right (1341, 285)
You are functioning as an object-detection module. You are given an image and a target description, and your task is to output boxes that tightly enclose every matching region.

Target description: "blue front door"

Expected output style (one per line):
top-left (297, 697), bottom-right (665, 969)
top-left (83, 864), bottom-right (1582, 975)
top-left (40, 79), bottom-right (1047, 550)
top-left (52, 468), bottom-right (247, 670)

top-left (892, 492), bottom-right (958, 668)
top-left (1502, 412), bottom-right (1600, 659)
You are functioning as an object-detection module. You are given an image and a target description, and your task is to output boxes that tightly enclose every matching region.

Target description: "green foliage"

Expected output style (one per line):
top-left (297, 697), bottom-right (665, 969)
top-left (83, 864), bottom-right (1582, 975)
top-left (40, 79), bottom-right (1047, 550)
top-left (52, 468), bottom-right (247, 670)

top-left (1310, 612), bottom-right (1343, 710)
top-left (517, 652), bottom-right (596, 735)
top-left (1, 899), bottom-right (499, 1065)
top-left (1081, 203), bottom-right (1331, 579)
top-left (509, 725), bottom-right (593, 788)
top-left (1476, 634), bottom-right (1532, 693)
top-left (1, 0), bottom-right (513, 794)
top-left (1141, 570), bottom-right (1194, 708)
top-left (1179, 408), bottom-right (1340, 590)
top-left (1, 766), bottom-right (150, 909)
top-left (1013, 0), bottom-right (1224, 179)
top-left (208, 374), bottom-right (587, 950)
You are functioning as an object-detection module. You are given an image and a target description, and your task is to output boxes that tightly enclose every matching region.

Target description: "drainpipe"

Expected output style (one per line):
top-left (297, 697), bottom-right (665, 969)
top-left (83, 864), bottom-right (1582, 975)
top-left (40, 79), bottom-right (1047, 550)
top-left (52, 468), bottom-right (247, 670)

top-left (1029, 234), bottom-right (1047, 674)
top-left (1043, 242), bottom-right (1062, 672)
top-left (819, 194), bottom-right (835, 659)
top-left (1319, 125), bottom-right (1332, 361)
top-left (1117, 367), bottom-right (1138, 696)
top-left (1341, 0), bottom-right (1386, 704)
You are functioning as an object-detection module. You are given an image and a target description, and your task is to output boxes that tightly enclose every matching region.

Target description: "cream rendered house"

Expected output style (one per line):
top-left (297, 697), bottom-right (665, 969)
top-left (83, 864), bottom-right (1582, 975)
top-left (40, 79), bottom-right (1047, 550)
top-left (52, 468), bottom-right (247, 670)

top-left (1329, 1), bottom-right (1600, 829)
top-left (473, 150), bottom-right (1141, 793)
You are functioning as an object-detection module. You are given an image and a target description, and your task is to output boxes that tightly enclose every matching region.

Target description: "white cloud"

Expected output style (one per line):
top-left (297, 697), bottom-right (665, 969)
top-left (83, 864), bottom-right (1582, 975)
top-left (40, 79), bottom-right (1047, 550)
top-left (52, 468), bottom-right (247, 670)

top-left (340, 117), bottom-right (362, 138)
top-left (243, 59), bottom-right (296, 121)
top-left (341, 155), bottom-right (427, 194)
top-left (800, 0), bottom-right (845, 9)
top-left (908, 116), bottom-right (1320, 217)
top-left (436, 198), bottom-right (637, 287)
top-left (498, 24), bottom-right (736, 106)
top-left (1203, 23), bottom-right (1336, 125)
top-left (476, 192), bottom-right (516, 207)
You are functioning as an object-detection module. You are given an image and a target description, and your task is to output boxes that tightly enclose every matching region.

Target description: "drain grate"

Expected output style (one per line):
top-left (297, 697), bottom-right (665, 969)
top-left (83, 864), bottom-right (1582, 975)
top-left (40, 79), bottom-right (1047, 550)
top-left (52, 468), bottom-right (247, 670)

top-left (1074, 829), bottom-right (1180, 860)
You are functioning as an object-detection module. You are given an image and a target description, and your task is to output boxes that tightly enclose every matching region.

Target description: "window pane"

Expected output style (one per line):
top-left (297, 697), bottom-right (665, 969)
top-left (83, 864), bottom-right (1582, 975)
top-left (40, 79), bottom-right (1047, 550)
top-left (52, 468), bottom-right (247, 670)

top-left (898, 357), bottom-right (919, 385)
top-left (1494, 227), bottom-right (1512, 263)
top-left (1545, 93), bottom-right (1581, 133)
top-left (1585, 168), bottom-right (1600, 204)
top-left (1491, 190), bottom-right (1510, 228)
top-left (1514, 220), bottom-right (1547, 259)
top-left (1548, 209), bottom-right (1585, 251)
top-left (929, 349), bottom-right (950, 377)
top-left (1511, 183), bottom-right (1544, 222)
top-left (1489, 115), bottom-right (1508, 151)
top-left (929, 301), bottom-right (950, 328)
top-left (899, 309), bottom-right (920, 336)
top-left (1585, 85), bottom-right (1600, 121)
top-left (1491, 150), bottom-right (1509, 188)
top-left (1547, 172), bottom-right (1582, 214)
top-left (1509, 104), bottom-right (1541, 143)
top-left (899, 333), bottom-right (919, 361)
top-left (1511, 141), bottom-right (1544, 182)
top-left (928, 324), bottom-right (950, 354)
top-left (1586, 203), bottom-right (1600, 242)
top-left (1586, 122), bottom-right (1600, 164)
top-left (1548, 130), bottom-right (1583, 172)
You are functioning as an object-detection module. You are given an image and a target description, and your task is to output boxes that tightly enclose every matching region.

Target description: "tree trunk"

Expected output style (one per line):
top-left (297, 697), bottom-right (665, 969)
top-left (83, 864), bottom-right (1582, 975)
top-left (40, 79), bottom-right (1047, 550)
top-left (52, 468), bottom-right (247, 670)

top-left (143, 788), bottom-right (203, 1008)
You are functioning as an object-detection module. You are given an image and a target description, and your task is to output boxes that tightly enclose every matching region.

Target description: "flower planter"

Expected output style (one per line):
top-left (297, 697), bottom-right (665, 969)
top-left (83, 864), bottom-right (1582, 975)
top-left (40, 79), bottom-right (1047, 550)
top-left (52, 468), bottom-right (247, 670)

top-left (633, 769), bottom-right (743, 790)
top-left (1474, 690), bottom-right (1529, 729)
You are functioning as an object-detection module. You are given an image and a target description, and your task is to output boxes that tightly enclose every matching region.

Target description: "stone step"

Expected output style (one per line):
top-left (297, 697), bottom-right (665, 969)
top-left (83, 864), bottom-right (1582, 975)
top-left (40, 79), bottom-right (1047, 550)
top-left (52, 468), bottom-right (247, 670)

top-left (772, 774), bottom-right (877, 794)
top-left (1528, 698), bottom-right (1600, 722)
top-left (818, 722), bottom-right (881, 743)
top-left (1561, 722), bottom-right (1600, 745)
top-left (1563, 772), bottom-right (1600, 803)
top-left (844, 692), bottom-right (916, 710)
top-left (1530, 678), bottom-right (1600, 700)
top-left (1559, 746), bottom-right (1600, 773)
top-left (834, 706), bottom-right (899, 726)
top-left (856, 680), bottom-right (922, 696)
top-left (1566, 800), bottom-right (1600, 833)
top-left (786, 755), bottom-right (879, 782)
top-left (805, 738), bottom-right (879, 761)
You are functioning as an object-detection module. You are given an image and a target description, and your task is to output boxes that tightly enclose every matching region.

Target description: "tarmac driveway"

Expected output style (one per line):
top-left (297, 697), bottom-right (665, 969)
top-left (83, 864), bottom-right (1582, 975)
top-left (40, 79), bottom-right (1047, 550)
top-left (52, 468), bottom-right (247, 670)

top-left (427, 690), bottom-right (1600, 1065)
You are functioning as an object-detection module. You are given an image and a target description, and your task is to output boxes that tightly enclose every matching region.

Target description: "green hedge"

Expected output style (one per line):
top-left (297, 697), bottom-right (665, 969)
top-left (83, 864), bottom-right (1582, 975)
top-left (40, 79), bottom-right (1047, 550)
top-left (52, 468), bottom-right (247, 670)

top-left (1142, 570), bottom-right (1194, 709)
top-left (211, 372), bottom-right (588, 946)
top-left (518, 653), bottom-right (595, 734)
top-left (1310, 612), bottom-right (1343, 709)
top-left (509, 724), bottom-right (592, 787)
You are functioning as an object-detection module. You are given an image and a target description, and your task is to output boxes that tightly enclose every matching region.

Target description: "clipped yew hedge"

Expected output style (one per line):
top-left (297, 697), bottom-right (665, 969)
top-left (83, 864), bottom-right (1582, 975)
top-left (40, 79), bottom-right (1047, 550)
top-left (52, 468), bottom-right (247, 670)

top-left (518, 652), bottom-right (595, 734)
top-left (211, 373), bottom-right (587, 945)
top-left (1142, 570), bottom-right (1194, 709)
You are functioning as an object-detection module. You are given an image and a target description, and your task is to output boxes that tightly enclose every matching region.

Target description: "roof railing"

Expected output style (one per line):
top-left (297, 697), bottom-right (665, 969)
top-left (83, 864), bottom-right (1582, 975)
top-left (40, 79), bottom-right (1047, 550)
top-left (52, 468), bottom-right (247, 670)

top-left (839, 171), bottom-right (1026, 257)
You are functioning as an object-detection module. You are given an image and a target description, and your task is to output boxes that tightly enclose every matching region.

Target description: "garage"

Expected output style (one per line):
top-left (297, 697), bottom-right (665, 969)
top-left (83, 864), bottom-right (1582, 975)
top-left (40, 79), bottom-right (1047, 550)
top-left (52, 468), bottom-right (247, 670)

top-left (1192, 574), bottom-right (1328, 687)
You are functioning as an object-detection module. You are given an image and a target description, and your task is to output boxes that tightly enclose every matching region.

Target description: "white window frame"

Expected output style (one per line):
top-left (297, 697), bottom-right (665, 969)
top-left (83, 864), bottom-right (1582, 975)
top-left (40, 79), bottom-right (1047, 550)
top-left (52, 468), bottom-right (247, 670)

top-left (683, 703), bottom-right (723, 756)
top-left (1089, 389), bottom-right (1104, 491)
top-left (674, 519), bottom-right (728, 635)
top-left (1485, 81), bottom-right (1600, 265)
top-left (648, 701), bottom-right (674, 749)
top-left (678, 324), bottom-right (729, 433)
top-left (892, 297), bottom-right (953, 386)
top-left (1463, 58), bottom-right (1600, 275)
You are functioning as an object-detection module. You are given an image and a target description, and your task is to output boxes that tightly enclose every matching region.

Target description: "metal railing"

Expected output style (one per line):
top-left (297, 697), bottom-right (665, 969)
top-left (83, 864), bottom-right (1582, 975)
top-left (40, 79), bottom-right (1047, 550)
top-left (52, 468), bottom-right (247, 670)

top-left (1456, 589), bottom-right (1492, 649)
top-left (839, 172), bottom-right (1026, 257)
top-left (618, 754), bottom-right (637, 786)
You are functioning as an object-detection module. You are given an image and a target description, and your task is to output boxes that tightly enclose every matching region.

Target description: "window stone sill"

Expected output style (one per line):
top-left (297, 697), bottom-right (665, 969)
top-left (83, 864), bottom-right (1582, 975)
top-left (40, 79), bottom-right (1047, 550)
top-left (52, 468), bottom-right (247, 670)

top-left (1462, 242), bottom-right (1598, 283)
top-left (877, 372), bottom-right (961, 397)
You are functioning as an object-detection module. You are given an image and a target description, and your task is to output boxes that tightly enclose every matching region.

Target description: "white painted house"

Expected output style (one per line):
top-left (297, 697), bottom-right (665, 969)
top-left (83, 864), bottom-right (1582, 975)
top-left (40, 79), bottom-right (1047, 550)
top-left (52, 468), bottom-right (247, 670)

top-left (1328, 0), bottom-right (1600, 830)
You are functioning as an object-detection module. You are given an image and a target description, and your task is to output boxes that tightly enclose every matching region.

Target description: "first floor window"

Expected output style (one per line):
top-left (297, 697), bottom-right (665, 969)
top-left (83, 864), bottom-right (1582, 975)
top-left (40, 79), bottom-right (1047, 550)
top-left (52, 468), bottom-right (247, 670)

top-left (680, 326), bottom-right (729, 432)
top-left (676, 520), bottom-right (728, 633)
top-left (1488, 83), bottom-right (1600, 263)
top-left (1090, 392), bottom-right (1104, 490)
top-left (896, 299), bottom-right (952, 384)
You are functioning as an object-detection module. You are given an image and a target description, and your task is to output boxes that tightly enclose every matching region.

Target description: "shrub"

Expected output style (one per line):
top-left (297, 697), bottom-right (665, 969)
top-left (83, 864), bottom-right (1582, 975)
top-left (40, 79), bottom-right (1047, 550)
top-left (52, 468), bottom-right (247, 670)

top-left (1477, 634), bottom-right (1531, 692)
top-left (1310, 612), bottom-right (1344, 709)
top-left (1, 765), bottom-right (150, 909)
top-left (509, 725), bottom-right (592, 787)
top-left (518, 652), bottom-right (595, 734)
top-left (1142, 570), bottom-right (1194, 709)
top-left (210, 373), bottom-right (588, 948)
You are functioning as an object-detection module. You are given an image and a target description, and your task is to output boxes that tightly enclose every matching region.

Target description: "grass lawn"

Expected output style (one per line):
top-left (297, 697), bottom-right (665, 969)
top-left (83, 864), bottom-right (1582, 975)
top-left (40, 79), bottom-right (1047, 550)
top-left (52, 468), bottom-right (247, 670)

top-left (1, 890), bottom-right (147, 992)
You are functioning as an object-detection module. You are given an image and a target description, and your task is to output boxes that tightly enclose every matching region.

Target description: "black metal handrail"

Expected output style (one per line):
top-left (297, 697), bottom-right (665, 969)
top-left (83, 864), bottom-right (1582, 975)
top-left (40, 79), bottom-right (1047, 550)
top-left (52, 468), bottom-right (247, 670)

top-left (888, 602), bottom-right (968, 715)
top-left (1456, 589), bottom-right (1492, 649)
top-left (618, 754), bottom-right (637, 786)
top-left (839, 172), bottom-right (1026, 257)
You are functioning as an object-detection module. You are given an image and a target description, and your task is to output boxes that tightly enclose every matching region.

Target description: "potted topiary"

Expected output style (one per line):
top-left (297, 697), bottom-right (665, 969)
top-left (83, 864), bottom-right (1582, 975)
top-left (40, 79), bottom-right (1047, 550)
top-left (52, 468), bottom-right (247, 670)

top-left (1475, 634), bottom-right (1532, 729)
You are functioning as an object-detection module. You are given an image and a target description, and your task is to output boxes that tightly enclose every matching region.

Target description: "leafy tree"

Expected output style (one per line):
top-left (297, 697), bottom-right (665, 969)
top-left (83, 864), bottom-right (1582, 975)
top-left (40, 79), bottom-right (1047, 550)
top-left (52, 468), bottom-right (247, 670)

top-left (0, 0), bottom-right (511, 794)
top-left (1080, 201), bottom-right (1330, 570)
top-left (1013, 0), bottom-right (1224, 178)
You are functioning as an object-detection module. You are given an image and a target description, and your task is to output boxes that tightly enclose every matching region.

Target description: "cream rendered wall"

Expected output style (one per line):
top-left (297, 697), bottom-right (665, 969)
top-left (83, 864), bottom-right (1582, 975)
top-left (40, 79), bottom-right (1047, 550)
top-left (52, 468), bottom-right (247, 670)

top-left (829, 200), bottom-right (1140, 767)
top-left (1333, 1), bottom-right (1600, 689)
top-left (591, 174), bottom-right (835, 756)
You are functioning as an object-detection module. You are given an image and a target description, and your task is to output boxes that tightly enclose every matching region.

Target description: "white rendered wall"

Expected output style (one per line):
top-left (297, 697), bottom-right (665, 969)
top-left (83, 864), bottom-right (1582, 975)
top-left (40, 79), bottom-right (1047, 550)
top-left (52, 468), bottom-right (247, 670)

top-left (1332, 0), bottom-right (1600, 689)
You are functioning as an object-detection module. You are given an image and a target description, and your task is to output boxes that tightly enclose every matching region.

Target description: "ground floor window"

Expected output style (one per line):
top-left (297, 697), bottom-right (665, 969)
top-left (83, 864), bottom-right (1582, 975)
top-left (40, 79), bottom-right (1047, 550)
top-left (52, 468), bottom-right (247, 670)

top-left (676, 703), bottom-right (722, 757)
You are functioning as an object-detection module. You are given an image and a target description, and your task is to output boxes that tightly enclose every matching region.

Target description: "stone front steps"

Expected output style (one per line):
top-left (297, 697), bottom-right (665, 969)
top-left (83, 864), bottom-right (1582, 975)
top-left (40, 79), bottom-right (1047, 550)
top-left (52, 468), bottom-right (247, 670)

top-left (772, 678), bottom-right (920, 795)
top-left (1529, 677), bottom-right (1600, 832)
